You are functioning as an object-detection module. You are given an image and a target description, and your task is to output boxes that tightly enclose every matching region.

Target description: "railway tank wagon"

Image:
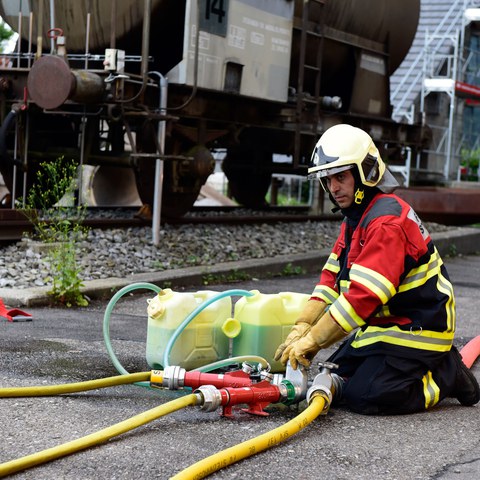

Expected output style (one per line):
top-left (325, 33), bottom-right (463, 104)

top-left (0, 0), bottom-right (426, 217)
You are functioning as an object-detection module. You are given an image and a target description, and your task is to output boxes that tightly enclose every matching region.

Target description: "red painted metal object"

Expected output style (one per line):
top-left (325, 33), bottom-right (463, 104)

top-left (219, 382), bottom-right (281, 418)
top-left (396, 187), bottom-right (480, 225)
top-left (183, 370), bottom-right (256, 390)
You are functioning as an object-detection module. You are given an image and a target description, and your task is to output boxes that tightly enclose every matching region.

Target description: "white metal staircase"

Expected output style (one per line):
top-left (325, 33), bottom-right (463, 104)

top-left (390, 0), bottom-right (480, 183)
top-left (391, 0), bottom-right (475, 122)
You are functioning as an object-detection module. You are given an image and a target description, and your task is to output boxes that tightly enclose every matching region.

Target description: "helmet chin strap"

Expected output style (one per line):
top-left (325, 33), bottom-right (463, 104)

top-left (354, 188), bottom-right (365, 204)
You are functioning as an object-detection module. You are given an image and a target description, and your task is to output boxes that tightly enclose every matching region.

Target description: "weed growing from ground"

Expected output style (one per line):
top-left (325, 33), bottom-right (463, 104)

top-left (20, 158), bottom-right (89, 307)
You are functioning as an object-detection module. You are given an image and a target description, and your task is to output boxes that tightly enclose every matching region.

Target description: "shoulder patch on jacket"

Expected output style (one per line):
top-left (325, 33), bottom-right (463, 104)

top-left (407, 207), bottom-right (430, 240)
top-left (360, 197), bottom-right (402, 229)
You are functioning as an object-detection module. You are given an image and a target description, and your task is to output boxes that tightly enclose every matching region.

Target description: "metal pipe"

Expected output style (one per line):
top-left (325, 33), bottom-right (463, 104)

top-left (27, 54), bottom-right (105, 109)
top-left (151, 72), bottom-right (168, 246)
top-left (116, 0), bottom-right (151, 103)
top-left (12, 115), bottom-right (18, 207)
top-left (77, 115), bottom-right (87, 206)
top-left (27, 12), bottom-right (33, 68)
top-left (36, 0), bottom-right (44, 59)
top-left (49, 0), bottom-right (55, 52)
top-left (22, 107), bottom-right (30, 205)
top-left (16, 5), bottom-right (22, 68)
top-left (84, 12), bottom-right (91, 69)
top-left (140, 0), bottom-right (151, 82)
top-left (110, 0), bottom-right (117, 49)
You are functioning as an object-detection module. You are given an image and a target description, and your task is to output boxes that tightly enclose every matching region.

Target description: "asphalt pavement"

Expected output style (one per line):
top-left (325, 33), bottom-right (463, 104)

top-left (0, 227), bottom-right (480, 479)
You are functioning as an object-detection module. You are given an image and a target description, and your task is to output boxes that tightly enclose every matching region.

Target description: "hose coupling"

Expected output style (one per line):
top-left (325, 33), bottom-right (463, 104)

top-left (278, 380), bottom-right (296, 405)
top-left (195, 385), bottom-right (223, 412)
top-left (285, 361), bottom-right (309, 402)
top-left (306, 361), bottom-right (340, 413)
top-left (331, 373), bottom-right (344, 400)
top-left (277, 363), bottom-right (308, 405)
top-left (161, 365), bottom-right (186, 390)
top-left (261, 371), bottom-right (284, 386)
top-left (242, 361), bottom-right (271, 383)
top-left (242, 362), bottom-right (256, 375)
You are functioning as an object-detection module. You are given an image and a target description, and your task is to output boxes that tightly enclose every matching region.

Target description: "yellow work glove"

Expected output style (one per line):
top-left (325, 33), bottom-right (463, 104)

top-left (273, 300), bottom-right (327, 364)
top-left (289, 311), bottom-right (347, 370)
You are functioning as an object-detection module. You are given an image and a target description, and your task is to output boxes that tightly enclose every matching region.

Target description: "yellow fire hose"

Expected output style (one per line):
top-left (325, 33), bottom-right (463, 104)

top-left (0, 393), bottom-right (199, 478)
top-left (0, 371), bottom-right (151, 397)
top-left (171, 394), bottom-right (327, 480)
top-left (0, 370), bottom-right (199, 478)
top-left (0, 371), bottom-right (328, 479)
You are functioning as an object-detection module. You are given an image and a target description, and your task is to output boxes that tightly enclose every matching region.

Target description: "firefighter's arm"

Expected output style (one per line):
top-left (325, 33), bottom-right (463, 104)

top-left (274, 300), bottom-right (328, 363)
top-left (288, 311), bottom-right (347, 370)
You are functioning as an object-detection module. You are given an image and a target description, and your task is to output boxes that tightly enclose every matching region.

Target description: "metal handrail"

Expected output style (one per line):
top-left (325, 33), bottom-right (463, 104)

top-left (391, 0), bottom-right (469, 120)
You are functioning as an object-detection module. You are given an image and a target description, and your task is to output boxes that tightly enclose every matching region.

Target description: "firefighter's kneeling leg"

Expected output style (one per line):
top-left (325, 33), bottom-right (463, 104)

top-left (339, 355), bottom-right (434, 415)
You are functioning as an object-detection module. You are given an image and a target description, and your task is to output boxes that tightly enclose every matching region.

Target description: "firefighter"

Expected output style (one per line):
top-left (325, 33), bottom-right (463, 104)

top-left (274, 124), bottom-right (480, 415)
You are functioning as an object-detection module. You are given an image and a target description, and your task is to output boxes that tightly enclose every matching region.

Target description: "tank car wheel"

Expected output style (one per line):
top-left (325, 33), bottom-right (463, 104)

top-left (135, 123), bottom-right (215, 218)
top-left (222, 147), bottom-right (272, 208)
top-left (135, 161), bottom-right (203, 218)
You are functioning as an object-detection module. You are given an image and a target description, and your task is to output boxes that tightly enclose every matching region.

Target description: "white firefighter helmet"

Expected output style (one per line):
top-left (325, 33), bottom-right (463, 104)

top-left (308, 124), bottom-right (399, 193)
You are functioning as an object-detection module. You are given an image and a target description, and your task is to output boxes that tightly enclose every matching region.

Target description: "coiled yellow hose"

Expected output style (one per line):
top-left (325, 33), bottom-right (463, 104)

top-left (0, 393), bottom-right (199, 478)
top-left (171, 395), bottom-right (326, 479)
top-left (0, 372), bottom-right (151, 397)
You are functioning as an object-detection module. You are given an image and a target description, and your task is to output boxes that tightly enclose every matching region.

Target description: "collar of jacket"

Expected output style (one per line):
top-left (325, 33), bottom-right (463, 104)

top-left (341, 187), bottom-right (380, 229)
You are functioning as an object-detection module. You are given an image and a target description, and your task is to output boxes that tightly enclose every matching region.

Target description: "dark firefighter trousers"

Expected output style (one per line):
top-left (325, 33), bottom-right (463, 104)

top-left (327, 336), bottom-right (460, 415)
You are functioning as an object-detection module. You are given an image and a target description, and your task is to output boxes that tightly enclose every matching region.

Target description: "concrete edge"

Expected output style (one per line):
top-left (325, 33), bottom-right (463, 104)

top-left (2, 227), bottom-right (480, 307)
top-left (430, 227), bottom-right (480, 257)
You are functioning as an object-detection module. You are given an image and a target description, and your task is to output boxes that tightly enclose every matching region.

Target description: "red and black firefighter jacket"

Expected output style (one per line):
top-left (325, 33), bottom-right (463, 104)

top-left (312, 192), bottom-right (455, 358)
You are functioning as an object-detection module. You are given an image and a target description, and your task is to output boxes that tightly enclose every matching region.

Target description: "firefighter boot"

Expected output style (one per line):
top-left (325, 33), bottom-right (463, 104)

top-left (451, 346), bottom-right (480, 406)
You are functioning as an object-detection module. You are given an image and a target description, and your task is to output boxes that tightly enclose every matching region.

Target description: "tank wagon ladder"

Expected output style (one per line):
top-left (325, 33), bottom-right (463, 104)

top-left (293, 0), bottom-right (326, 168)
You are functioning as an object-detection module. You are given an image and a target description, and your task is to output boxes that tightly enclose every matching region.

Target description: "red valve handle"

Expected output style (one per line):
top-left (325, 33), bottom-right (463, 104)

top-left (47, 28), bottom-right (64, 39)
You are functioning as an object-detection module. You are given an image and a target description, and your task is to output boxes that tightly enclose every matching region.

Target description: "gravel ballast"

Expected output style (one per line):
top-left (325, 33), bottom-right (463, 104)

top-left (0, 219), bottom-right (456, 290)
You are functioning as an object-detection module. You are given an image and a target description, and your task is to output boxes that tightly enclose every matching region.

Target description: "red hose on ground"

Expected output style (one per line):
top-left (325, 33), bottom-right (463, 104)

top-left (459, 335), bottom-right (480, 369)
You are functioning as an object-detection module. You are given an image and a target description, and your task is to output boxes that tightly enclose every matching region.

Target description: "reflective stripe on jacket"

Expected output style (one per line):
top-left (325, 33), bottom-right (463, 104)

top-left (312, 193), bottom-right (455, 353)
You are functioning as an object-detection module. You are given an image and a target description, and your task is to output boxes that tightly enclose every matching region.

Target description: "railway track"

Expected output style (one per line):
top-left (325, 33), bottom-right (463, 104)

top-left (0, 206), bottom-right (341, 242)
top-left (0, 208), bottom-right (147, 242)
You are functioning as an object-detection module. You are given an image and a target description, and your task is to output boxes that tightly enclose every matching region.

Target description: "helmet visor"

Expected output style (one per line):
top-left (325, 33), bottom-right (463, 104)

top-left (308, 164), bottom-right (354, 180)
